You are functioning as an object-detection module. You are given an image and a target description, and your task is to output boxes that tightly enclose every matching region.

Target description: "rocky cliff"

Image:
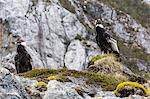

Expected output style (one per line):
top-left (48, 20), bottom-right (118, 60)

top-left (1, 0), bottom-right (150, 77)
top-left (0, 0), bottom-right (150, 98)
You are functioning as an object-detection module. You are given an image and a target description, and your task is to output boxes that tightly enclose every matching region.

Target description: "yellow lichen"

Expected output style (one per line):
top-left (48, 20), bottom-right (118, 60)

top-left (48, 76), bottom-right (58, 80)
top-left (114, 82), bottom-right (150, 96)
top-left (35, 81), bottom-right (48, 87)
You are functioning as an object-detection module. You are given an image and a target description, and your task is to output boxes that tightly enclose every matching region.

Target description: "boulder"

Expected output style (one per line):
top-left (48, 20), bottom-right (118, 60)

top-left (43, 80), bottom-right (83, 99)
top-left (0, 67), bottom-right (30, 99)
top-left (65, 40), bottom-right (86, 70)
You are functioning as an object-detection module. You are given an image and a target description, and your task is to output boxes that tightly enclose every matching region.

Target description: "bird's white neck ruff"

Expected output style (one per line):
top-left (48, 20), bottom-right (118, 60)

top-left (96, 24), bottom-right (104, 28)
top-left (21, 42), bottom-right (27, 46)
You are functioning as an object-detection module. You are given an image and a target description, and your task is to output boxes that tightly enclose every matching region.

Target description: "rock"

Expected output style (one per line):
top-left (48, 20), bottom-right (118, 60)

top-left (95, 91), bottom-right (122, 99)
top-left (0, 0), bottom-right (87, 69)
top-left (1, 53), bottom-right (16, 73)
top-left (65, 40), bottom-right (86, 70)
top-left (143, 0), bottom-right (150, 5)
top-left (1, 0), bottom-right (150, 73)
top-left (116, 85), bottom-right (141, 97)
top-left (15, 76), bottom-right (46, 99)
top-left (128, 76), bottom-right (147, 85)
top-left (82, 40), bottom-right (101, 69)
top-left (43, 80), bottom-right (83, 99)
top-left (137, 60), bottom-right (148, 71)
top-left (128, 95), bottom-right (148, 99)
top-left (114, 82), bottom-right (148, 98)
top-left (68, 77), bottom-right (98, 97)
top-left (0, 67), bottom-right (30, 99)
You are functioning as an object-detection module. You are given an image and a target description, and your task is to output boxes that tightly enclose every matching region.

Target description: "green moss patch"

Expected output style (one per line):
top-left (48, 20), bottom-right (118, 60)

top-left (90, 54), bottom-right (113, 65)
top-left (19, 68), bottom-right (66, 78)
top-left (19, 68), bottom-right (127, 91)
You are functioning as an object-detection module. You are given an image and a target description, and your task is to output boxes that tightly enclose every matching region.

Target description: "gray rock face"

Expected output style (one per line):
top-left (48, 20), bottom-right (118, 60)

top-left (0, 67), bottom-right (30, 99)
top-left (0, 0), bottom-right (87, 70)
top-left (143, 0), bottom-right (150, 5)
top-left (0, 0), bottom-right (150, 72)
top-left (84, 1), bottom-right (150, 54)
top-left (65, 40), bottom-right (86, 70)
top-left (44, 80), bottom-right (83, 99)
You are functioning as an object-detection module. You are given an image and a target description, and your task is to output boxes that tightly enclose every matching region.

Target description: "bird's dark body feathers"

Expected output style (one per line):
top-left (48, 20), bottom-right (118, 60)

top-left (95, 24), bottom-right (120, 57)
top-left (14, 44), bottom-right (32, 73)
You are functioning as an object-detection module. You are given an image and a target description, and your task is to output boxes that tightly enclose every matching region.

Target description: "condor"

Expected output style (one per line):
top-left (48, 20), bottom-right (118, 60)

top-left (14, 40), bottom-right (32, 73)
top-left (95, 21), bottom-right (120, 57)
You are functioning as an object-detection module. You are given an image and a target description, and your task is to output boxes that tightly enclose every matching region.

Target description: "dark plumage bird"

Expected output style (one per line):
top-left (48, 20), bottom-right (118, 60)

top-left (14, 40), bottom-right (32, 73)
top-left (95, 21), bottom-right (120, 57)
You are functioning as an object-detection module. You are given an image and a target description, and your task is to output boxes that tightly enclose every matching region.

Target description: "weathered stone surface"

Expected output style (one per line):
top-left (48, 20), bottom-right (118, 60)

top-left (65, 40), bottom-right (86, 70)
top-left (1, 0), bottom-right (150, 72)
top-left (43, 80), bottom-right (83, 99)
top-left (0, 67), bottom-right (30, 99)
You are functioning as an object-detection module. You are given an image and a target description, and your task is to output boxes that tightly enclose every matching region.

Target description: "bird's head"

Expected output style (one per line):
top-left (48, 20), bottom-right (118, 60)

top-left (16, 38), bottom-right (26, 46)
top-left (16, 38), bottom-right (27, 54)
top-left (95, 19), bottom-right (105, 34)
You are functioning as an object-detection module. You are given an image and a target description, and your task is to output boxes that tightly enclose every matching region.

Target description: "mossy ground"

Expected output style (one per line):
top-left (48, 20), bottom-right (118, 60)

top-left (19, 68), bottom-right (127, 91)
top-left (89, 55), bottom-right (123, 75)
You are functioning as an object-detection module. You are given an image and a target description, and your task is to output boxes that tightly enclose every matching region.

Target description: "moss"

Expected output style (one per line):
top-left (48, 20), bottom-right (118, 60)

top-left (61, 70), bottom-right (127, 91)
top-left (114, 82), bottom-right (150, 96)
top-left (88, 55), bottom-right (123, 74)
top-left (19, 68), bottom-right (66, 78)
top-left (48, 76), bottom-right (58, 80)
top-left (35, 81), bottom-right (48, 87)
top-left (90, 54), bottom-right (113, 65)
top-left (59, 0), bottom-right (76, 13)
top-left (19, 68), bottom-right (127, 91)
